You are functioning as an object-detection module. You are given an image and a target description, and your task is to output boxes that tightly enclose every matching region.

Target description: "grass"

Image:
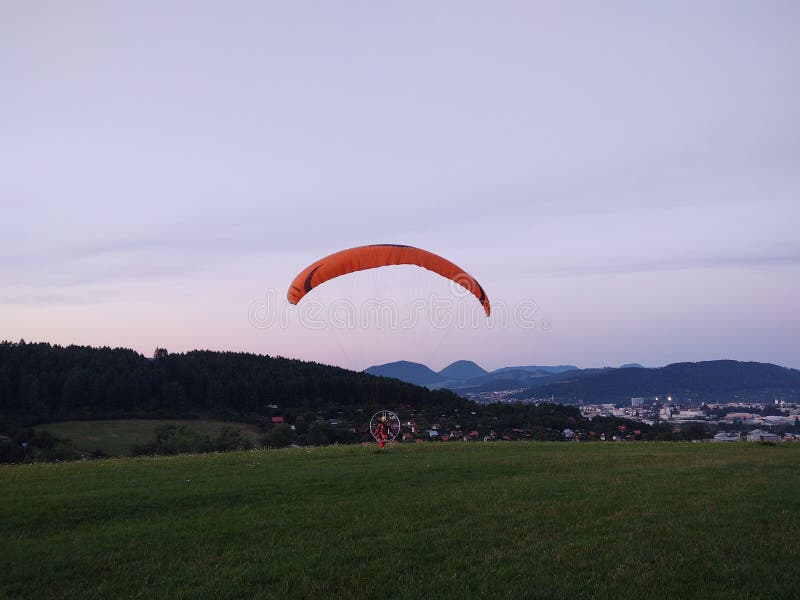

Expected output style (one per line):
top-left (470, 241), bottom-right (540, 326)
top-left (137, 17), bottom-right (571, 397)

top-left (2, 442), bottom-right (799, 599)
top-left (38, 419), bottom-right (263, 456)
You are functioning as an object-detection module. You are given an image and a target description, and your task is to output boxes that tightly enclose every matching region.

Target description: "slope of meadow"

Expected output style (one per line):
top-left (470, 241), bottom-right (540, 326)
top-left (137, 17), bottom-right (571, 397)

top-left (38, 419), bottom-right (263, 456)
top-left (2, 443), bottom-right (799, 598)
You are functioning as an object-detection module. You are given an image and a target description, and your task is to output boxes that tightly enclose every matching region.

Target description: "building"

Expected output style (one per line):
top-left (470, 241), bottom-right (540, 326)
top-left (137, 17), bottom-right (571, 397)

top-left (631, 397), bottom-right (646, 407)
top-left (746, 429), bottom-right (781, 442)
top-left (673, 409), bottom-right (704, 420)
top-left (712, 432), bottom-right (740, 443)
top-left (725, 412), bottom-right (757, 422)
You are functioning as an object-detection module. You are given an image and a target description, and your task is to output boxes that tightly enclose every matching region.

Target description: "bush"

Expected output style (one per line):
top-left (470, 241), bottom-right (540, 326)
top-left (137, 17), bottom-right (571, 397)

top-left (131, 425), bottom-right (252, 456)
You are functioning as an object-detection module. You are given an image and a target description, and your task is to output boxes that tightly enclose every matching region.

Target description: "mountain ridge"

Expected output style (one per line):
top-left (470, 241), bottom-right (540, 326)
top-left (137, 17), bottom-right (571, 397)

top-left (365, 360), bottom-right (582, 387)
top-left (514, 360), bottom-right (800, 404)
top-left (364, 358), bottom-right (800, 404)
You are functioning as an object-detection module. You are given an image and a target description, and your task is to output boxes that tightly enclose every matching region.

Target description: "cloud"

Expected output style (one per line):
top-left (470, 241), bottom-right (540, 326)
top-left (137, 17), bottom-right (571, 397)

top-left (524, 252), bottom-right (800, 278)
top-left (0, 293), bottom-right (99, 306)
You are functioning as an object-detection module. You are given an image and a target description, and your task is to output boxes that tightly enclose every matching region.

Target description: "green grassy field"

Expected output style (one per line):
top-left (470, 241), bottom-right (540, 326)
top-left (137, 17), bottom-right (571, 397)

top-left (38, 419), bottom-right (263, 456)
top-left (2, 442), bottom-right (799, 599)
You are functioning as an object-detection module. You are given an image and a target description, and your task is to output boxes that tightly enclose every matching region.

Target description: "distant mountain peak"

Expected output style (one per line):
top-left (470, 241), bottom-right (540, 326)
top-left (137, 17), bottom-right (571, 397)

top-left (364, 360), bottom-right (443, 386)
top-left (620, 363), bottom-right (645, 369)
top-left (438, 360), bottom-right (488, 381)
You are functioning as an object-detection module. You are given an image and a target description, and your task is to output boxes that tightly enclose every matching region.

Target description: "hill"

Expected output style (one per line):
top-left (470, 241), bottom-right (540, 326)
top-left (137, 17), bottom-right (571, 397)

top-left (464, 367), bottom-right (613, 393)
top-left (3, 443), bottom-right (799, 598)
top-left (438, 360), bottom-right (488, 380)
top-left (364, 360), bottom-right (444, 386)
top-left (0, 341), bottom-right (467, 424)
top-left (514, 360), bottom-right (800, 404)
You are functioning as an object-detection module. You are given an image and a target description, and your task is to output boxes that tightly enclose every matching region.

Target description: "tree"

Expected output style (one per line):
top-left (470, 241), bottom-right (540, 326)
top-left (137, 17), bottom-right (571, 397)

top-left (213, 426), bottom-right (246, 451)
top-left (682, 422), bottom-right (707, 441)
top-left (131, 425), bottom-right (208, 455)
top-left (307, 422), bottom-right (331, 446)
top-left (265, 424), bottom-right (296, 448)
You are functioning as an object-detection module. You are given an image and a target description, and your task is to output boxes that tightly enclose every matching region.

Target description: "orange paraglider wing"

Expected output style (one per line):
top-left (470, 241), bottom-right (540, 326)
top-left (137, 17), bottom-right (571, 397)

top-left (287, 244), bottom-right (490, 316)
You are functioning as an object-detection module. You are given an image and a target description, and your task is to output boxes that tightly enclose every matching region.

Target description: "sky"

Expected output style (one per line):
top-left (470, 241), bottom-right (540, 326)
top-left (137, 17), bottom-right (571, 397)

top-left (2, 1), bottom-right (799, 371)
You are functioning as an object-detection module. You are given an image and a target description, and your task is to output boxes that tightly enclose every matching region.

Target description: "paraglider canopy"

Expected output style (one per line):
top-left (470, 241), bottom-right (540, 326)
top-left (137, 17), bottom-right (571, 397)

top-left (287, 244), bottom-right (490, 316)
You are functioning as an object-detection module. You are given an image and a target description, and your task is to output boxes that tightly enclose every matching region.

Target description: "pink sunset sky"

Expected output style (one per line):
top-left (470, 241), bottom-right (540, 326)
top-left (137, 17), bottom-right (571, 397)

top-left (2, 1), bottom-right (799, 371)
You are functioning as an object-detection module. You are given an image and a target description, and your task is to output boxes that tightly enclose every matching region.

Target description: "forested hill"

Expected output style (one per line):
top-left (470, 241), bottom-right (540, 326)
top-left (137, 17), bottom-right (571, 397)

top-left (0, 341), bottom-right (468, 424)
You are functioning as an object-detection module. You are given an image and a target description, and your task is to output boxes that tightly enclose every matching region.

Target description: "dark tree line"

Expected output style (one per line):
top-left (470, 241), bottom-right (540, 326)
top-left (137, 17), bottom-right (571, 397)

top-left (0, 340), bottom-right (470, 426)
